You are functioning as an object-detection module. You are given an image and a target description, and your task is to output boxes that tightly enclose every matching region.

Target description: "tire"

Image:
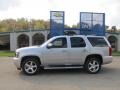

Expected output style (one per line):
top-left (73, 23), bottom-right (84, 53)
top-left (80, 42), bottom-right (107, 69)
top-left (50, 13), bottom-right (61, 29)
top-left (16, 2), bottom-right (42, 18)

top-left (21, 57), bottom-right (40, 75)
top-left (84, 57), bottom-right (101, 74)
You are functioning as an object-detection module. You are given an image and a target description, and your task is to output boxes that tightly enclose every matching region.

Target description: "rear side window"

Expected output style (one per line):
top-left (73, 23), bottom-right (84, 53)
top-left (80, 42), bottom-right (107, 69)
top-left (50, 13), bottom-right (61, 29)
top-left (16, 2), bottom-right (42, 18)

top-left (87, 37), bottom-right (108, 47)
top-left (70, 37), bottom-right (86, 48)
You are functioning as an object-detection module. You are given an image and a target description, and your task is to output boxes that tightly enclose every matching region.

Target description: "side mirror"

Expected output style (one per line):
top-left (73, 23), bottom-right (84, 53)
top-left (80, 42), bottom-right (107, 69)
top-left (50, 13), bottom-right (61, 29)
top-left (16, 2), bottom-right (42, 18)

top-left (47, 43), bottom-right (53, 49)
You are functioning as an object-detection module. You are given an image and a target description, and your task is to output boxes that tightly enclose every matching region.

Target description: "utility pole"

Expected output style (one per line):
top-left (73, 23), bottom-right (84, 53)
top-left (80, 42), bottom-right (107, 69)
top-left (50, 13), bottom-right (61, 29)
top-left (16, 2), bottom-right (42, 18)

top-left (29, 20), bottom-right (32, 46)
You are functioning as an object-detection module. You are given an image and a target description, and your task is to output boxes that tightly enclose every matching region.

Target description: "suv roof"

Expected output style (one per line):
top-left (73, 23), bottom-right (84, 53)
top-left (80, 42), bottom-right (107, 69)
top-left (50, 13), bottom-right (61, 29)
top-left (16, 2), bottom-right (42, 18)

top-left (53, 35), bottom-right (105, 38)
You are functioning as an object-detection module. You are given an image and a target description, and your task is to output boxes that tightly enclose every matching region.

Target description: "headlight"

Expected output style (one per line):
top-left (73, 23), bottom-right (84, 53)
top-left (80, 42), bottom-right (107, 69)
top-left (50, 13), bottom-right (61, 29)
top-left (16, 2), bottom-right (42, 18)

top-left (15, 52), bottom-right (19, 58)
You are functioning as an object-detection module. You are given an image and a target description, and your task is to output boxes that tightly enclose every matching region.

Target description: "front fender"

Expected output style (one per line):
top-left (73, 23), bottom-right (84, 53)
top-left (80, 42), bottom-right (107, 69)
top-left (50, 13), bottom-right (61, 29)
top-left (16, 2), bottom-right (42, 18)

top-left (19, 50), bottom-right (43, 63)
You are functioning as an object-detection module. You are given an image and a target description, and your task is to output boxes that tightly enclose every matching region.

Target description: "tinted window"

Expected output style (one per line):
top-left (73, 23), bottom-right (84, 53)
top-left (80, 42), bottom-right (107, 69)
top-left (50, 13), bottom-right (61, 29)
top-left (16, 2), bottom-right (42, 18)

top-left (70, 37), bottom-right (86, 47)
top-left (87, 37), bottom-right (108, 47)
top-left (51, 38), bottom-right (67, 48)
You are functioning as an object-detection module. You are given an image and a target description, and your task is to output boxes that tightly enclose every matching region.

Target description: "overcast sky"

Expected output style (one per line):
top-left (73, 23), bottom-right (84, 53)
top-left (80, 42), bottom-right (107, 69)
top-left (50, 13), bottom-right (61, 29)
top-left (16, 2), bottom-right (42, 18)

top-left (0, 0), bottom-right (120, 28)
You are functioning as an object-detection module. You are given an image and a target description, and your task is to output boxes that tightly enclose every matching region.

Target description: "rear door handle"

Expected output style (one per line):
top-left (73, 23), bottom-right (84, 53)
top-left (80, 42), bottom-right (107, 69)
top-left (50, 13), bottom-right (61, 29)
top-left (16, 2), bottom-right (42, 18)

top-left (83, 49), bottom-right (87, 52)
top-left (62, 50), bottom-right (67, 52)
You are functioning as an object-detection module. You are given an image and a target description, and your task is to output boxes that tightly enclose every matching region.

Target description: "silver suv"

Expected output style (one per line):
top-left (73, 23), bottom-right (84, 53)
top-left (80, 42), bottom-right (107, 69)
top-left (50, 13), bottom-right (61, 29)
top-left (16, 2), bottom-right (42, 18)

top-left (13, 35), bottom-right (113, 75)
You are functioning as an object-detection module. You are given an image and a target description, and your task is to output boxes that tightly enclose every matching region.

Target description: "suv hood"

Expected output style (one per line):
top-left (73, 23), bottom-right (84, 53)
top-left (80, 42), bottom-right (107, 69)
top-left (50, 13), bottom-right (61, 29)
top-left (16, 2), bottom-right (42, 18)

top-left (16, 46), bottom-right (41, 52)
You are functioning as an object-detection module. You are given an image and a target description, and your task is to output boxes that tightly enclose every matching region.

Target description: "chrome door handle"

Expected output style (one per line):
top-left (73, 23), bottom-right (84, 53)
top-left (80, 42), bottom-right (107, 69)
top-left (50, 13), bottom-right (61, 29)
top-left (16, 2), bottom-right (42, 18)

top-left (83, 49), bottom-right (87, 52)
top-left (62, 50), bottom-right (67, 52)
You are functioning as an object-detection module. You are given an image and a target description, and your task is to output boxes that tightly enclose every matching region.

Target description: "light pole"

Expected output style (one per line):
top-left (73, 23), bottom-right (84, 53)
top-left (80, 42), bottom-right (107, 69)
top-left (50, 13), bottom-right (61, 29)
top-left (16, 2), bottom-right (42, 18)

top-left (29, 20), bottom-right (32, 46)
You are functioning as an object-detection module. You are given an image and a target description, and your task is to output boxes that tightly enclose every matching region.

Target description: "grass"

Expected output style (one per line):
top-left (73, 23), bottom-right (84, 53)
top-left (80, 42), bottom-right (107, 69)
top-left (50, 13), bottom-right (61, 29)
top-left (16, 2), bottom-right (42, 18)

top-left (112, 51), bottom-right (120, 56)
top-left (0, 51), bottom-right (14, 57)
top-left (0, 50), bottom-right (120, 57)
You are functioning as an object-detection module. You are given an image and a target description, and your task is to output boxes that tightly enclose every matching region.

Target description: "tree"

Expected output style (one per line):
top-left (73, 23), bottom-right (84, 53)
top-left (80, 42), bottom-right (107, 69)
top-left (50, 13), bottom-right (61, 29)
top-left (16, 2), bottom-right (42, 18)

top-left (34, 20), bottom-right (45, 29)
top-left (0, 18), bottom-right (69, 32)
top-left (44, 21), bottom-right (50, 29)
top-left (16, 18), bottom-right (29, 30)
top-left (64, 24), bottom-right (71, 28)
top-left (71, 23), bottom-right (80, 28)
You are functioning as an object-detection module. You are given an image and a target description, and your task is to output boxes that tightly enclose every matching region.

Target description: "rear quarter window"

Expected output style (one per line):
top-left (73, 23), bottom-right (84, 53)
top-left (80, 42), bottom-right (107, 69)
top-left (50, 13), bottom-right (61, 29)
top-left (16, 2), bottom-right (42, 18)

top-left (87, 37), bottom-right (108, 47)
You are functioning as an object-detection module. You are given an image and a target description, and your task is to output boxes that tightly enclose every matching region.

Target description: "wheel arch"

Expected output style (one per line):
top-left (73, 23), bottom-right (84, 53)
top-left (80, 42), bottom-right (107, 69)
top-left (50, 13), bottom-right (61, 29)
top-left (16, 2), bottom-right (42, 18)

top-left (20, 55), bottom-right (41, 68)
top-left (84, 54), bottom-right (103, 65)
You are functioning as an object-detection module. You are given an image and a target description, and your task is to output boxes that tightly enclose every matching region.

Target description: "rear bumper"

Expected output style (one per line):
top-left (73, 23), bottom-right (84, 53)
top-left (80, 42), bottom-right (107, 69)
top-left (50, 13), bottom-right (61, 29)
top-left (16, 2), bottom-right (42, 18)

top-left (103, 56), bottom-right (113, 65)
top-left (13, 57), bottom-right (21, 70)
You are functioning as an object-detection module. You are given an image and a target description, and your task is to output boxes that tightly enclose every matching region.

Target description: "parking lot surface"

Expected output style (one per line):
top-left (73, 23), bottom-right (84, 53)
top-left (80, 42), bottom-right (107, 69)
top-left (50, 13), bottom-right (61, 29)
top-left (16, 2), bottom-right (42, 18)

top-left (0, 57), bottom-right (120, 90)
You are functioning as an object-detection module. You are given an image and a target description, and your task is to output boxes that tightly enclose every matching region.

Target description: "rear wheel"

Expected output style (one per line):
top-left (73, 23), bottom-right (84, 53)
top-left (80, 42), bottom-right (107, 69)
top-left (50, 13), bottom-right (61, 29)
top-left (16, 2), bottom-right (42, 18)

top-left (84, 57), bottom-right (101, 74)
top-left (21, 57), bottom-right (40, 75)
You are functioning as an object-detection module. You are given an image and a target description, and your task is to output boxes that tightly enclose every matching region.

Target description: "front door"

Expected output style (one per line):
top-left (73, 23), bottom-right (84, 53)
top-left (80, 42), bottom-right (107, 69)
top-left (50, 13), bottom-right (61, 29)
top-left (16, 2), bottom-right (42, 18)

top-left (42, 37), bottom-right (69, 65)
top-left (67, 37), bottom-right (87, 65)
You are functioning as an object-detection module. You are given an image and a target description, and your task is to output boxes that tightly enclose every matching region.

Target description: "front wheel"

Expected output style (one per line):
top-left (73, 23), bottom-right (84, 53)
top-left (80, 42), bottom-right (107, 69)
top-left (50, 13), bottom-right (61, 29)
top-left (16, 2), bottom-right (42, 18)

top-left (84, 57), bottom-right (101, 74)
top-left (21, 57), bottom-right (40, 75)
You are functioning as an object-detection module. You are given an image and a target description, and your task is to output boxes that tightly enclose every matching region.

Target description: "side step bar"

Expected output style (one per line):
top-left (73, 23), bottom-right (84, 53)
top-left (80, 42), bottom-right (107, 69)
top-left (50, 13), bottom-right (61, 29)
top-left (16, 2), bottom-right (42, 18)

top-left (43, 65), bottom-right (83, 70)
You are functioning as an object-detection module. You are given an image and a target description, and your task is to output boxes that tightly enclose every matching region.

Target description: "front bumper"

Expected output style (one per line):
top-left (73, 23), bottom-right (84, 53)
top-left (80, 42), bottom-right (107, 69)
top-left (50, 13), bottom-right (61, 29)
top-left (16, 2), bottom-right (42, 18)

top-left (13, 57), bottom-right (21, 70)
top-left (103, 56), bottom-right (113, 65)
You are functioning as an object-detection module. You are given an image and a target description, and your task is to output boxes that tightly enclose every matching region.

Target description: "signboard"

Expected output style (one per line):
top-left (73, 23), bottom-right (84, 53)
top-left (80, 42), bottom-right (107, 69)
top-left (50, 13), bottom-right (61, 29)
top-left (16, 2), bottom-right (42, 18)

top-left (80, 12), bottom-right (105, 36)
top-left (50, 11), bottom-right (64, 38)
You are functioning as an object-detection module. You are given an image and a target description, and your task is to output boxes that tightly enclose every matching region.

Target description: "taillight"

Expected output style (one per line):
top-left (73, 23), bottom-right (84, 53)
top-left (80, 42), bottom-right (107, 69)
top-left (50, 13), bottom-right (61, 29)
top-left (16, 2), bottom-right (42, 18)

top-left (109, 47), bottom-right (112, 56)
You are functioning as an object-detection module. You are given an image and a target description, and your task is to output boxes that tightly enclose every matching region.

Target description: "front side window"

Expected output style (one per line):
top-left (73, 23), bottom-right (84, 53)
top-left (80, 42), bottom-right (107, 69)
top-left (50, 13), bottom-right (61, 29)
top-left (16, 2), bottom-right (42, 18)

top-left (51, 37), bottom-right (67, 48)
top-left (70, 37), bottom-right (86, 48)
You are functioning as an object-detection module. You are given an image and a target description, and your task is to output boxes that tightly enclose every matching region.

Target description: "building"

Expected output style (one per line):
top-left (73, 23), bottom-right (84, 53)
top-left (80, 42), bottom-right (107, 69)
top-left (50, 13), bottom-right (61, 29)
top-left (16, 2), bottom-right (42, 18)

top-left (0, 29), bottom-right (119, 51)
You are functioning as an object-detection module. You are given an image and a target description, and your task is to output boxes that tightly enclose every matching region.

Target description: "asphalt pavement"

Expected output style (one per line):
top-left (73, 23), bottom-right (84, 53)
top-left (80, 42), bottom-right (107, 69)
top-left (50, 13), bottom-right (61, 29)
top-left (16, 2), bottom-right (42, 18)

top-left (0, 57), bottom-right (120, 90)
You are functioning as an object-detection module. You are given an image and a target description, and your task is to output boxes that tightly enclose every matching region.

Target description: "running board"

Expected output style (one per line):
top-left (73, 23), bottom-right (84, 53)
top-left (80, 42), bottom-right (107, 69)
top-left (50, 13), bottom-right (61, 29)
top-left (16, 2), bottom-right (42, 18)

top-left (43, 65), bottom-right (83, 70)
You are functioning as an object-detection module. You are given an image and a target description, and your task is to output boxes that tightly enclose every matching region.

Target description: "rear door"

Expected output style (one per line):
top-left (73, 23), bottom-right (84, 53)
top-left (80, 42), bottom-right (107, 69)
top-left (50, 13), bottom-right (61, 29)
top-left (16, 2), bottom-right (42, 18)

top-left (67, 36), bottom-right (87, 65)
